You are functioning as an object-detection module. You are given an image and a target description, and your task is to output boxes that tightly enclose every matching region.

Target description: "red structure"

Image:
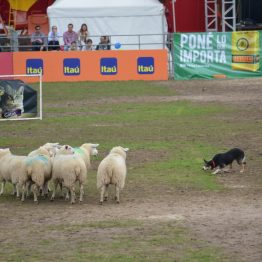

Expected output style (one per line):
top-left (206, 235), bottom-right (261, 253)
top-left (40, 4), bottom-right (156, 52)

top-left (0, 0), bottom-right (55, 32)
top-left (163, 0), bottom-right (205, 32)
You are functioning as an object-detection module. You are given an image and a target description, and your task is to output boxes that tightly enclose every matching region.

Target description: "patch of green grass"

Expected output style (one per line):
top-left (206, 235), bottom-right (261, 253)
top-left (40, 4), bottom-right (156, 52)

top-left (0, 80), bottom-right (258, 262)
top-left (0, 82), bottom-right (249, 190)
top-left (41, 81), bottom-right (177, 101)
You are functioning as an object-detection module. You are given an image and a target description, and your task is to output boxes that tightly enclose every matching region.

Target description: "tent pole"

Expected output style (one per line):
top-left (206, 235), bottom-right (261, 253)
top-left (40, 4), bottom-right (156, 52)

top-left (172, 0), bottom-right (176, 32)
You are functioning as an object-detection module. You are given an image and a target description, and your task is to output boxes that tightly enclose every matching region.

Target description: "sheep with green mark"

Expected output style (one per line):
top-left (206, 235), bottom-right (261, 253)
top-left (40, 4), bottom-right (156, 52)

top-left (19, 146), bottom-right (52, 203)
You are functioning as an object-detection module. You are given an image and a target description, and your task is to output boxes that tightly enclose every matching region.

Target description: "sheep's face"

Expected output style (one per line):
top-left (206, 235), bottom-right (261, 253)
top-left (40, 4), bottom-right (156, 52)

top-left (37, 146), bottom-right (50, 157)
top-left (43, 143), bottom-right (61, 157)
top-left (81, 143), bottom-right (99, 156)
top-left (122, 147), bottom-right (129, 152)
top-left (57, 145), bottom-right (75, 155)
top-left (91, 145), bottom-right (99, 156)
top-left (43, 142), bottom-right (59, 147)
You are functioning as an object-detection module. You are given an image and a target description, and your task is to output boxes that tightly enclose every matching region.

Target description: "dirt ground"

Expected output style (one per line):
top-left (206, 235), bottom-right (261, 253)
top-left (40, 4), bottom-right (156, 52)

top-left (0, 78), bottom-right (261, 261)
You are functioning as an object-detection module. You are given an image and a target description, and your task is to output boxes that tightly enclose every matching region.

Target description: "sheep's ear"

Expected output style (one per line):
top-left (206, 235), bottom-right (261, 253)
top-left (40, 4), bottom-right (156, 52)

top-left (51, 143), bottom-right (59, 147)
top-left (123, 148), bottom-right (129, 152)
top-left (92, 144), bottom-right (99, 148)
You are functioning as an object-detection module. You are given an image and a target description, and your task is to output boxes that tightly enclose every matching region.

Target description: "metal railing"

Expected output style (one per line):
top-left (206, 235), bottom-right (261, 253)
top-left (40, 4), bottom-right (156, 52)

top-left (0, 33), bottom-right (170, 50)
top-left (0, 32), bottom-right (174, 78)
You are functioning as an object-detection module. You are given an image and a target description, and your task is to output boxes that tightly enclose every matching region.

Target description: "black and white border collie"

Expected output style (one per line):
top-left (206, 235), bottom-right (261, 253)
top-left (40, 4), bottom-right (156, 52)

top-left (203, 148), bottom-right (246, 175)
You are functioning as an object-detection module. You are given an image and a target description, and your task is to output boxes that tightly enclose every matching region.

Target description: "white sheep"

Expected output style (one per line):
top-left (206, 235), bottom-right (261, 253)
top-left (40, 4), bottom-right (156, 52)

top-left (28, 142), bottom-right (60, 158)
top-left (74, 143), bottom-right (99, 169)
top-left (50, 143), bottom-right (98, 201)
top-left (0, 148), bottom-right (27, 198)
top-left (20, 146), bottom-right (52, 203)
top-left (27, 143), bottom-right (60, 196)
top-left (97, 146), bottom-right (129, 204)
top-left (51, 145), bottom-right (87, 204)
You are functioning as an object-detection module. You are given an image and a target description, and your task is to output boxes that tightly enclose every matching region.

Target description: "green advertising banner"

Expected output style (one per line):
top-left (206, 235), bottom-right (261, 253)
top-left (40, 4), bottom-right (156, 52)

top-left (174, 31), bottom-right (262, 79)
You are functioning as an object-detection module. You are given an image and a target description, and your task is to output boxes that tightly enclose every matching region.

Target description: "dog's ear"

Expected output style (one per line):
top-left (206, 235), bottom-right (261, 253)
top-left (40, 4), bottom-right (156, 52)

top-left (203, 159), bottom-right (208, 164)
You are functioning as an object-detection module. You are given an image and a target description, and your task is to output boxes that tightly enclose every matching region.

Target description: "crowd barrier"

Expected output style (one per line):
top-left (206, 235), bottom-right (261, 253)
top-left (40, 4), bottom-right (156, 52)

top-left (0, 49), bottom-right (168, 82)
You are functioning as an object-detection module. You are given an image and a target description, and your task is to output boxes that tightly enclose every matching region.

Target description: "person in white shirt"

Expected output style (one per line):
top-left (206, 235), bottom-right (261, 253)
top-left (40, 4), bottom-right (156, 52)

top-left (48, 25), bottom-right (61, 51)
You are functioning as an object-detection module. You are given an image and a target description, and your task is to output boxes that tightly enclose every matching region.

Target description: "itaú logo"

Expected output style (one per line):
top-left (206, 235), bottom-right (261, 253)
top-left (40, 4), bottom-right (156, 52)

top-left (63, 58), bottom-right (80, 76)
top-left (26, 59), bottom-right (43, 75)
top-left (100, 58), bottom-right (117, 75)
top-left (137, 57), bottom-right (154, 74)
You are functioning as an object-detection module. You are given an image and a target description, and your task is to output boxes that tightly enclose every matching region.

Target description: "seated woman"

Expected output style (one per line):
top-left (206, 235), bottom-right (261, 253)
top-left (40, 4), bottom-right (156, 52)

top-left (48, 25), bottom-right (61, 51)
top-left (96, 36), bottom-right (111, 50)
top-left (77, 23), bottom-right (89, 51)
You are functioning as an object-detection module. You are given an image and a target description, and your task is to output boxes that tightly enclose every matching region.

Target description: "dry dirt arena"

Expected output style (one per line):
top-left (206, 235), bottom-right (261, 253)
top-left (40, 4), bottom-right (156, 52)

top-left (0, 78), bottom-right (261, 261)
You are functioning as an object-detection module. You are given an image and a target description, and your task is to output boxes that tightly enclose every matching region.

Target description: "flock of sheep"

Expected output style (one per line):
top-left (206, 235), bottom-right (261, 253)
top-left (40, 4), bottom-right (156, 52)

top-left (0, 143), bottom-right (129, 204)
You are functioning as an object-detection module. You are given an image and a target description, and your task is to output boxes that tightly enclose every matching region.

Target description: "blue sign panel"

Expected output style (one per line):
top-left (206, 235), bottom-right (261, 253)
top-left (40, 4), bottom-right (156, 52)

top-left (100, 58), bottom-right (117, 75)
top-left (63, 58), bottom-right (80, 76)
top-left (26, 59), bottom-right (43, 75)
top-left (137, 57), bottom-right (154, 74)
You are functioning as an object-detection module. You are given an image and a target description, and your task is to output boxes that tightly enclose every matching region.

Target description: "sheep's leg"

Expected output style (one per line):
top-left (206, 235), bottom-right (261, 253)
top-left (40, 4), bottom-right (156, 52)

top-left (41, 184), bottom-right (45, 197)
top-left (50, 180), bottom-right (59, 201)
top-left (48, 182), bottom-right (51, 192)
top-left (65, 190), bottom-right (70, 201)
top-left (26, 181), bottom-right (31, 198)
top-left (15, 183), bottom-right (20, 199)
top-left (11, 184), bottom-right (17, 196)
top-left (45, 182), bottom-right (50, 196)
top-left (104, 184), bottom-right (109, 201)
top-left (100, 185), bottom-right (106, 204)
top-left (79, 184), bottom-right (84, 203)
top-left (0, 181), bottom-right (5, 195)
top-left (59, 182), bottom-right (64, 199)
top-left (42, 182), bottom-right (49, 198)
top-left (115, 185), bottom-right (120, 204)
top-left (21, 184), bottom-right (26, 202)
top-left (70, 185), bottom-right (76, 204)
top-left (32, 184), bottom-right (39, 204)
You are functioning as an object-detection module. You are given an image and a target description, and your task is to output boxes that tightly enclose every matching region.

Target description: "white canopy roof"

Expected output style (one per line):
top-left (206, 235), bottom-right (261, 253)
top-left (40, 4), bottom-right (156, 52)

top-left (47, 0), bottom-right (167, 50)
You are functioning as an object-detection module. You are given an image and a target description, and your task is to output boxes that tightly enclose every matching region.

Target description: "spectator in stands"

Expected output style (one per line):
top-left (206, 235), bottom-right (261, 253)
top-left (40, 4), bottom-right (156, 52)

top-left (31, 25), bottom-right (47, 51)
top-left (78, 23), bottom-right (89, 50)
top-left (69, 41), bottom-right (77, 51)
top-left (63, 23), bottom-right (78, 51)
top-left (96, 36), bottom-right (111, 50)
top-left (48, 25), bottom-right (60, 51)
top-left (82, 38), bottom-right (93, 51)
